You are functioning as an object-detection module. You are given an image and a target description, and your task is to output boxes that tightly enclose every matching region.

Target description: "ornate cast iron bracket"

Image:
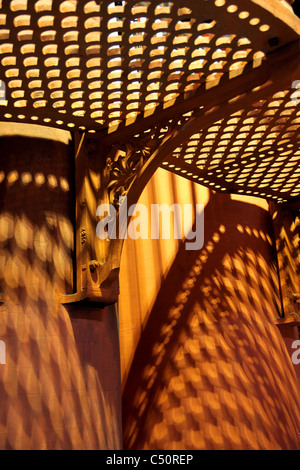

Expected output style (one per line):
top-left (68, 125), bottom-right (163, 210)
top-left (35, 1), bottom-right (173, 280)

top-left (59, 120), bottom-right (181, 306)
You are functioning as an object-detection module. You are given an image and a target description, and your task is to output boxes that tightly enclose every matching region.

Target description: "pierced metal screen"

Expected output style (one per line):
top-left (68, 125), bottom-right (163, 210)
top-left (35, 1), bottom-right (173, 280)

top-left (0, 1), bottom-right (300, 201)
top-left (162, 86), bottom-right (300, 202)
top-left (0, 0), bottom-right (298, 132)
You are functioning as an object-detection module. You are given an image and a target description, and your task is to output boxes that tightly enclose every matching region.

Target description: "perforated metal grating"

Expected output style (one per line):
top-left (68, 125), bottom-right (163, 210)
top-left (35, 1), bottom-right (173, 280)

top-left (0, 1), bottom-right (300, 201)
top-left (162, 86), bottom-right (300, 202)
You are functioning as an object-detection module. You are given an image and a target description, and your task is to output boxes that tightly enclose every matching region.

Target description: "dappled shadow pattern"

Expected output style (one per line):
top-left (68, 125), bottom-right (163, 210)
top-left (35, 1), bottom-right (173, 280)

top-left (122, 191), bottom-right (300, 450)
top-left (0, 129), bottom-right (122, 449)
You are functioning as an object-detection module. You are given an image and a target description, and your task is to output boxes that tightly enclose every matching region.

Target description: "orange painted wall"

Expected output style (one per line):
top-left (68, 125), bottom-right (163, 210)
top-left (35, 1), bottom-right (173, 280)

top-left (0, 124), bottom-right (122, 449)
top-left (278, 324), bottom-right (300, 389)
top-left (1, 122), bottom-right (299, 450)
top-left (119, 168), bottom-right (300, 450)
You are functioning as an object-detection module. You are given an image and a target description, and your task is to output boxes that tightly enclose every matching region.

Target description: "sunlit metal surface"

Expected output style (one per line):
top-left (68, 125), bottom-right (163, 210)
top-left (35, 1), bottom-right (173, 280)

top-left (0, 0), bottom-right (298, 132)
